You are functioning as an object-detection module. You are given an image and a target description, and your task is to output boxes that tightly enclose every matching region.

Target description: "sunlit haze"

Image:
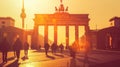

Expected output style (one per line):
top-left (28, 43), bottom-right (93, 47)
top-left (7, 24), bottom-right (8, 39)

top-left (0, 0), bottom-right (120, 44)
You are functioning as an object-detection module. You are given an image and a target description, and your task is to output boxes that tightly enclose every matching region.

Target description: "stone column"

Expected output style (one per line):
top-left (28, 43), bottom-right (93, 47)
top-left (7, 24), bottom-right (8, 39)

top-left (66, 25), bottom-right (69, 48)
top-left (85, 25), bottom-right (90, 48)
top-left (75, 25), bottom-right (79, 41)
top-left (44, 25), bottom-right (48, 44)
top-left (54, 25), bottom-right (57, 45)
top-left (31, 25), bottom-right (39, 49)
top-left (85, 25), bottom-right (90, 35)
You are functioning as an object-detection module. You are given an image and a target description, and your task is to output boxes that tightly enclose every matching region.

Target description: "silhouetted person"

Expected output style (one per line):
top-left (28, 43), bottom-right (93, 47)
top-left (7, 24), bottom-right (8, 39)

top-left (44, 43), bottom-right (50, 56)
top-left (51, 42), bottom-right (58, 53)
top-left (38, 45), bottom-right (41, 50)
top-left (69, 46), bottom-right (76, 59)
top-left (13, 38), bottom-right (22, 60)
top-left (12, 43), bottom-right (16, 57)
top-left (59, 43), bottom-right (64, 53)
top-left (0, 37), bottom-right (10, 63)
top-left (24, 42), bottom-right (29, 59)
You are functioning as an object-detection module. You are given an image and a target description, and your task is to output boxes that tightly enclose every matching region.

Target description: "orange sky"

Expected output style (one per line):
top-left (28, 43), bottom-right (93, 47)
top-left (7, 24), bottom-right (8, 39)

top-left (0, 0), bottom-right (120, 44)
top-left (1, 0), bottom-right (120, 29)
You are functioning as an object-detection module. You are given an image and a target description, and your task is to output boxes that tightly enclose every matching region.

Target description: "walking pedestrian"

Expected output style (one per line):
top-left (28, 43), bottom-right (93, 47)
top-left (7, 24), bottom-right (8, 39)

top-left (44, 43), bottom-right (50, 56)
top-left (69, 46), bottom-right (76, 59)
top-left (51, 42), bottom-right (58, 53)
top-left (13, 37), bottom-right (22, 60)
top-left (24, 42), bottom-right (29, 59)
top-left (0, 36), bottom-right (10, 63)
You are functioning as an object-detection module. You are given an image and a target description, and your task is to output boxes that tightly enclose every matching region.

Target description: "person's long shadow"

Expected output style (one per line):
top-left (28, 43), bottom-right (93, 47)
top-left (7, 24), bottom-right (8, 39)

top-left (0, 62), bottom-right (6, 67)
top-left (46, 55), bottom-right (55, 60)
top-left (21, 56), bottom-right (29, 61)
top-left (53, 53), bottom-right (64, 58)
top-left (7, 56), bottom-right (15, 61)
top-left (89, 59), bottom-right (120, 67)
top-left (70, 58), bottom-right (76, 67)
top-left (6, 59), bottom-right (19, 67)
top-left (0, 56), bottom-right (15, 67)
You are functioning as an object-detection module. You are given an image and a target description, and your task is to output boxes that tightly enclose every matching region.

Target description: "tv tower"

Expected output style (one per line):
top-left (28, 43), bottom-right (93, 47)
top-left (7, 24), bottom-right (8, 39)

top-left (20, 0), bottom-right (26, 29)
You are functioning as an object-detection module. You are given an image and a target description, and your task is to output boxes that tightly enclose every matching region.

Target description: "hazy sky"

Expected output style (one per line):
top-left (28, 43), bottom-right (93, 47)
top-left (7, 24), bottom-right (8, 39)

top-left (0, 0), bottom-right (120, 29)
top-left (0, 0), bottom-right (120, 44)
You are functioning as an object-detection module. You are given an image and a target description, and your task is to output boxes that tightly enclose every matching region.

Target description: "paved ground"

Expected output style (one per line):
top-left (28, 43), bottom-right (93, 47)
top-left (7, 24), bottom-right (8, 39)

top-left (0, 49), bottom-right (120, 67)
top-left (0, 50), bottom-right (71, 67)
top-left (75, 50), bottom-right (120, 67)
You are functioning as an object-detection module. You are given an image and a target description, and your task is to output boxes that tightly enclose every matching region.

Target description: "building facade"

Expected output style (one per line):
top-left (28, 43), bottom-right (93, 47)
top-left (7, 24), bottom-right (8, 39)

top-left (97, 27), bottom-right (120, 50)
top-left (0, 17), bottom-right (15, 28)
top-left (0, 17), bottom-right (26, 50)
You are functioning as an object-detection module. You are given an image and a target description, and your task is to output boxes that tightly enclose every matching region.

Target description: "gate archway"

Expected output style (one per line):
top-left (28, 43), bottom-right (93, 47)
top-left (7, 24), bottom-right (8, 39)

top-left (31, 1), bottom-right (90, 49)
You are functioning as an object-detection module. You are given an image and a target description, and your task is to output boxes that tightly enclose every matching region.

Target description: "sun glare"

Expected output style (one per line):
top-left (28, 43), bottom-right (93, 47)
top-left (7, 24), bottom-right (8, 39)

top-left (22, 0), bottom-right (36, 10)
top-left (24, 0), bottom-right (36, 8)
top-left (23, 0), bottom-right (50, 9)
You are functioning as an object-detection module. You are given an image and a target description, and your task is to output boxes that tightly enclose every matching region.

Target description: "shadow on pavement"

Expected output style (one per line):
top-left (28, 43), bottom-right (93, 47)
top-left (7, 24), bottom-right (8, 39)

top-left (0, 62), bottom-right (6, 67)
top-left (70, 58), bottom-right (76, 67)
top-left (53, 53), bottom-right (64, 57)
top-left (21, 56), bottom-right (28, 61)
top-left (89, 59), bottom-right (120, 67)
top-left (7, 57), bottom-right (15, 61)
top-left (32, 49), bottom-right (45, 53)
top-left (46, 55), bottom-right (55, 59)
top-left (0, 57), bottom-right (15, 67)
top-left (6, 60), bottom-right (19, 67)
top-left (32, 49), bottom-right (51, 53)
top-left (91, 50), bottom-right (120, 55)
top-left (77, 57), bottom-right (98, 65)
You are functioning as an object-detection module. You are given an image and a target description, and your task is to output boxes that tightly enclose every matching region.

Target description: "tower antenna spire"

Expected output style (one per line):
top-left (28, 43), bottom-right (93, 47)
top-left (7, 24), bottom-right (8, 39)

top-left (60, 0), bottom-right (62, 3)
top-left (20, 0), bottom-right (26, 29)
top-left (22, 0), bottom-right (24, 9)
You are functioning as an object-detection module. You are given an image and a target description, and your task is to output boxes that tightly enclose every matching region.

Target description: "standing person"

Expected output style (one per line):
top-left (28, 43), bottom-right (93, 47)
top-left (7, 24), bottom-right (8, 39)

top-left (59, 43), bottom-right (64, 53)
top-left (69, 42), bottom-right (77, 59)
top-left (51, 42), bottom-right (58, 53)
top-left (69, 46), bottom-right (76, 59)
top-left (12, 44), bottom-right (16, 57)
top-left (38, 45), bottom-right (41, 50)
top-left (44, 43), bottom-right (50, 56)
top-left (13, 37), bottom-right (22, 60)
top-left (0, 37), bottom-right (10, 63)
top-left (24, 42), bottom-right (29, 59)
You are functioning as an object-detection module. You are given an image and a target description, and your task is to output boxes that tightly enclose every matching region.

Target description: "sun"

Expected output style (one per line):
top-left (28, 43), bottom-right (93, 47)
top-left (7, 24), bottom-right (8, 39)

top-left (24, 0), bottom-right (36, 8)
top-left (23, 0), bottom-right (49, 9)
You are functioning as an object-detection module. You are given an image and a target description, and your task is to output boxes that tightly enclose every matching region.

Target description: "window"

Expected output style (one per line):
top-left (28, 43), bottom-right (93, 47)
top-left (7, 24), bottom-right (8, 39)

top-left (2, 21), bottom-right (5, 24)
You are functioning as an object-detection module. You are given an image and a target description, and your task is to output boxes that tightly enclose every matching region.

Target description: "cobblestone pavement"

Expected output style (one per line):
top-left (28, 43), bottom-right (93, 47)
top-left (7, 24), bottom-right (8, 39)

top-left (0, 50), bottom-right (71, 67)
top-left (0, 49), bottom-right (120, 67)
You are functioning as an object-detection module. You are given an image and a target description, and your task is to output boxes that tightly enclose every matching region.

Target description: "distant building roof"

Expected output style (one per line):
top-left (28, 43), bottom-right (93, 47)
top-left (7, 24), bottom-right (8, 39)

top-left (109, 16), bottom-right (120, 22)
top-left (0, 17), bottom-right (15, 22)
top-left (98, 26), bottom-right (120, 34)
top-left (0, 26), bottom-right (23, 32)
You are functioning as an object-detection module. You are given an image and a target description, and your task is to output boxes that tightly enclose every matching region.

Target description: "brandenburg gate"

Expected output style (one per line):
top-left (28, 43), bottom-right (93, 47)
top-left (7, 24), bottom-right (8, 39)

top-left (31, 1), bottom-right (90, 49)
